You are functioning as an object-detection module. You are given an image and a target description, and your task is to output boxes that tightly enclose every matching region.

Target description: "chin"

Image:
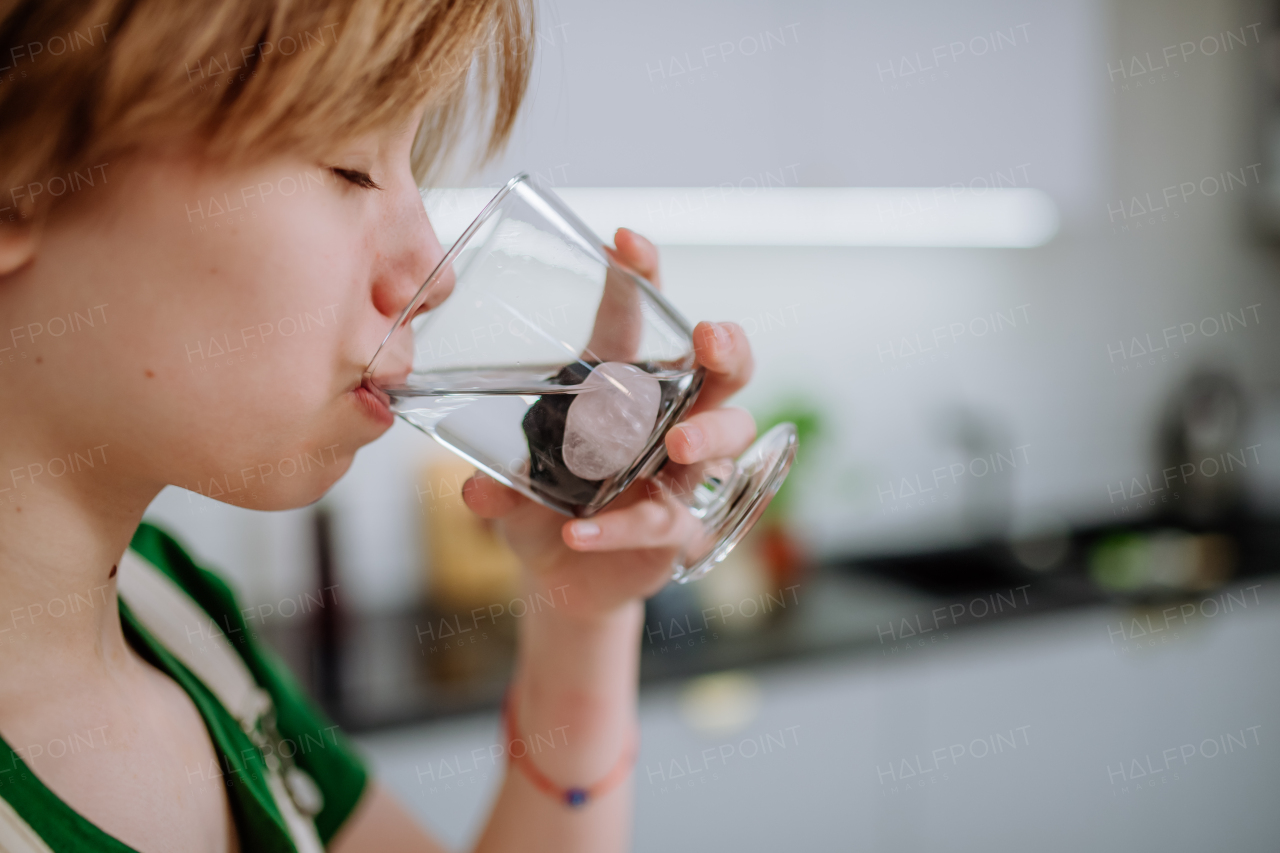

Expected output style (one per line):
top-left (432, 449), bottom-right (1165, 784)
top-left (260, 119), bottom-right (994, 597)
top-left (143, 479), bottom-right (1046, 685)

top-left (205, 451), bottom-right (355, 511)
top-left (287, 459), bottom-right (355, 508)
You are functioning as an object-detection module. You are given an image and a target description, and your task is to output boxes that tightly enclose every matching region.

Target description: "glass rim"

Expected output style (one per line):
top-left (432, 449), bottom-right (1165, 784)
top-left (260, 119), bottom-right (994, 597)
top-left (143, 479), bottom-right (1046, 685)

top-left (363, 172), bottom-right (696, 382)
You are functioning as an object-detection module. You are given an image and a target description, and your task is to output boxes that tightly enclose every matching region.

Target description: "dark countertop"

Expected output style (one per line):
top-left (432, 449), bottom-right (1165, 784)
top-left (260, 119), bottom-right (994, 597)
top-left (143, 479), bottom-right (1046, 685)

top-left (263, 517), bottom-right (1280, 732)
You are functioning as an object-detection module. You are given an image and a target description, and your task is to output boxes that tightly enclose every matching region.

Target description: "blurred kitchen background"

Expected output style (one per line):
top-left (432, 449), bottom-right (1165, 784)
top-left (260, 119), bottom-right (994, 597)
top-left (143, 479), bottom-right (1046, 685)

top-left (146, 0), bottom-right (1280, 849)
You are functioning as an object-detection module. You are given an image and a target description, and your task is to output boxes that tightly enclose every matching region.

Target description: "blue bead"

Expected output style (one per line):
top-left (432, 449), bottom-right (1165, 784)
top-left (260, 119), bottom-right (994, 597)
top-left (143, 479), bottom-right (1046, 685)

top-left (565, 788), bottom-right (588, 807)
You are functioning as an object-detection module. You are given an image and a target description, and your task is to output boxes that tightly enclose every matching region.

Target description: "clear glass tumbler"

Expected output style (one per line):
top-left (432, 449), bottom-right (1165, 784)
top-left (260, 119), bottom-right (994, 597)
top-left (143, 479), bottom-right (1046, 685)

top-left (364, 174), bottom-right (797, 582)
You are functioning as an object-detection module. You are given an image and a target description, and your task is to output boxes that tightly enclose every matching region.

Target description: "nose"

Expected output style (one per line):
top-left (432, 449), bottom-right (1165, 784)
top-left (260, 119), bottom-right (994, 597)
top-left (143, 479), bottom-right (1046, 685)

top-left (366, 185), bottom-right (454, 384)
top-left (371, 196), bottom-right (446, 321)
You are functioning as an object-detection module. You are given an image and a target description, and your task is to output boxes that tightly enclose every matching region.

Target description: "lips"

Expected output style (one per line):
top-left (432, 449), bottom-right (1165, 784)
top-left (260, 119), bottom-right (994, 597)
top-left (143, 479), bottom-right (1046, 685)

top-left (354, 378), bottom-right (395, 428)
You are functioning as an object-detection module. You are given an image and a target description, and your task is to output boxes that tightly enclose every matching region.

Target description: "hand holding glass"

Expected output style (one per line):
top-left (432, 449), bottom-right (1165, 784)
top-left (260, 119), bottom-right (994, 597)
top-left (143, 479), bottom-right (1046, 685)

top-left (364, 174), bottom-right (797, 583)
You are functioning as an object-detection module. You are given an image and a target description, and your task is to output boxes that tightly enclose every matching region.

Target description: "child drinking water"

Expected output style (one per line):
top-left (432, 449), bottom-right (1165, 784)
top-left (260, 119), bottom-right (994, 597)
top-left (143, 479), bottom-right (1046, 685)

top-left (0, 1), bottom-right (758, 851)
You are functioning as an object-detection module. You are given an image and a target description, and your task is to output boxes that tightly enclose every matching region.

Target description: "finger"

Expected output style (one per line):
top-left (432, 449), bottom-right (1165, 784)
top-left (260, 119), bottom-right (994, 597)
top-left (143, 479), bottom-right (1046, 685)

top-left (562, 487), bottom-right (699, 551)
top-left (610, 227), bottom-right (661, 289)
top-left (666, 406), bottom-right (757, 465)
top-left (461, 470), bottom-right (525, 518)
top-left (584, 228), bottom-right (659, 361)
top-left (583, 265), bottom-right (643, 361)
top-left (689, 321), bottom-right (754, 414)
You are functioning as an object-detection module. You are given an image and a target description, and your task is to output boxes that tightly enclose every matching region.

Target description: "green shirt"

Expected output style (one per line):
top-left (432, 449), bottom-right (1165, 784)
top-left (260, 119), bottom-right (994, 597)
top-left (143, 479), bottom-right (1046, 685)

top-left (0, 522), bottom-right (368, 851)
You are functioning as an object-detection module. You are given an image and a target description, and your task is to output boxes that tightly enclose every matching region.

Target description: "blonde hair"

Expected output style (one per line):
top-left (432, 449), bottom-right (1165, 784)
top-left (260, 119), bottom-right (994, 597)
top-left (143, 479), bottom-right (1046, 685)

top-left (0, 0), bottom-right (535, 220)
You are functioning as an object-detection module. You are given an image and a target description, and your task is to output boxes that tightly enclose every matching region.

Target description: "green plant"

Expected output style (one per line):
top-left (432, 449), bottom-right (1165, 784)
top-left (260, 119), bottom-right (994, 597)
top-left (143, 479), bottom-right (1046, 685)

top-left (753, 398), bottom-right (824, 522)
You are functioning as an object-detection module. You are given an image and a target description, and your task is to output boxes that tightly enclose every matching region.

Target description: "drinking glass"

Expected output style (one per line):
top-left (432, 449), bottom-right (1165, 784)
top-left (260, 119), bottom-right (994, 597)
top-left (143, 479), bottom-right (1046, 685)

top-left (364, 174), bottom-right (798, 583)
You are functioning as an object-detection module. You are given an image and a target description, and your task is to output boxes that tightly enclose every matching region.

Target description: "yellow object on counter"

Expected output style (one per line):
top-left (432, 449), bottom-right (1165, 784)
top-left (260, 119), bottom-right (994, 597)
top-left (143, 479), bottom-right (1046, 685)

top-left (419, 455), bottom-right (522, 612)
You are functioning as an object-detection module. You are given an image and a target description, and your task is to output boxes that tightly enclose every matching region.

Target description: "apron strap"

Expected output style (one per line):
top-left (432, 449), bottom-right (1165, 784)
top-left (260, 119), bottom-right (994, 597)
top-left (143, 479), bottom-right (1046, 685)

top-left (0, 795), bottom-right (57, 853)
top-left (117, 548), bottom-right (325, 853)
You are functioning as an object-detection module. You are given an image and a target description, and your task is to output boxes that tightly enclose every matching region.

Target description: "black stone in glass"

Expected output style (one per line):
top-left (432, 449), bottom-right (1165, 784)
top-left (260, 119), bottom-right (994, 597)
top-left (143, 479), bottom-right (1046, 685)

top-left (521, 361), bottom-right (683, 509)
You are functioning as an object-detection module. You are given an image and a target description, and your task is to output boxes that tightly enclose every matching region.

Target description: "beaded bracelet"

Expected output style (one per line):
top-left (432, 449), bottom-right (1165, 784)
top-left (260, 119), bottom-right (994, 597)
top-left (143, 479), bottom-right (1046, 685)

top-left (501, 684), bottom-right (638, 808)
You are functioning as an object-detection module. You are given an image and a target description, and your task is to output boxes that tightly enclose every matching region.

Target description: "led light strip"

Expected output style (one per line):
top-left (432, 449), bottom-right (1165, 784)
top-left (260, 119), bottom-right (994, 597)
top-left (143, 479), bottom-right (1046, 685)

top-left (423, 186), bottom-right (1060, 248)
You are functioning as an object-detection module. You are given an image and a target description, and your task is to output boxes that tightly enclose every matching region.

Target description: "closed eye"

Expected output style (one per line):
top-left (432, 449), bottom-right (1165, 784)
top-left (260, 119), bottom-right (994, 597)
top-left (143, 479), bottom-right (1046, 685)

top-left (331, 167), bottom-right (382, 190)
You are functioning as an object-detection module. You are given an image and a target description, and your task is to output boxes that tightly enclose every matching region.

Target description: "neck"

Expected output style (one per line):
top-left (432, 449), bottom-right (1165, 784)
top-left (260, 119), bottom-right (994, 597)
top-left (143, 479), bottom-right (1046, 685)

top-left (0, 442), bottom-right (159, 682)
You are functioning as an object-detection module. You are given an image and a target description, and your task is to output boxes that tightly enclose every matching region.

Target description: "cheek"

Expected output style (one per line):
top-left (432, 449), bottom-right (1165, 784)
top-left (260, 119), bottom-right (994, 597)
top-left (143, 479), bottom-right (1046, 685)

top-left (100, 163), bottom-right (373, 471)
top-left (180, 213), bottom-right (355, 355)
top-left (162, 188), bottom-right (365, 377)
top-left (176, 226), bottom-right (366, 437)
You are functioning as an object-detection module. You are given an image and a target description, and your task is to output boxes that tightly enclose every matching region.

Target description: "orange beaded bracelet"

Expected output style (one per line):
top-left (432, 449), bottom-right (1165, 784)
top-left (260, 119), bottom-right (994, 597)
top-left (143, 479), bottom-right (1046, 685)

top-left (501, 684), bottom-right (639, 808)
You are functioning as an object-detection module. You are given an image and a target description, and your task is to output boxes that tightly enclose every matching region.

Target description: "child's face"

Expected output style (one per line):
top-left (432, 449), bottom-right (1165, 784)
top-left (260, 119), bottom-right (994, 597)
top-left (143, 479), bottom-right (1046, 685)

top-left (12, 111), bottom-right (446, 509)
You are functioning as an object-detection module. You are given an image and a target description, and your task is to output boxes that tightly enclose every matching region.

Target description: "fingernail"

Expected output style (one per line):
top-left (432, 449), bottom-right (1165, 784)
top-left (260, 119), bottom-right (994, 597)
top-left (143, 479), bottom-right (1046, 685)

top-left (573, 521), bottom-right (601, 542)
top-left (711, 322), bottom-right (731, 350)
top-left (677, 424), bottom-right (704, 453)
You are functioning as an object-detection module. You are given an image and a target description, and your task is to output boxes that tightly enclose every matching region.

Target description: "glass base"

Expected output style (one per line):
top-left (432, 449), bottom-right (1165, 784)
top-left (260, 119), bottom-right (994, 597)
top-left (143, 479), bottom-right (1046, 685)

top-left (669, 422), bottom-right (799, 583)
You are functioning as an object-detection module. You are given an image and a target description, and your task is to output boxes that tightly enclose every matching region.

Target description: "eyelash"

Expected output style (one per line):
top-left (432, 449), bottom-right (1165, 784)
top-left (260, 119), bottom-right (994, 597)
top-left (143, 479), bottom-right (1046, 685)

top-left (331, 167), bottom-right (381, 190)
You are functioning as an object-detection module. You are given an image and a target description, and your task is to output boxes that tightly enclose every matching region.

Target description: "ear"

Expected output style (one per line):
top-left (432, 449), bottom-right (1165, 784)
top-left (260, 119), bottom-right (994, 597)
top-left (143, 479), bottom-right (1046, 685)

top-left (0, 223), bottom-right (38, 275)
